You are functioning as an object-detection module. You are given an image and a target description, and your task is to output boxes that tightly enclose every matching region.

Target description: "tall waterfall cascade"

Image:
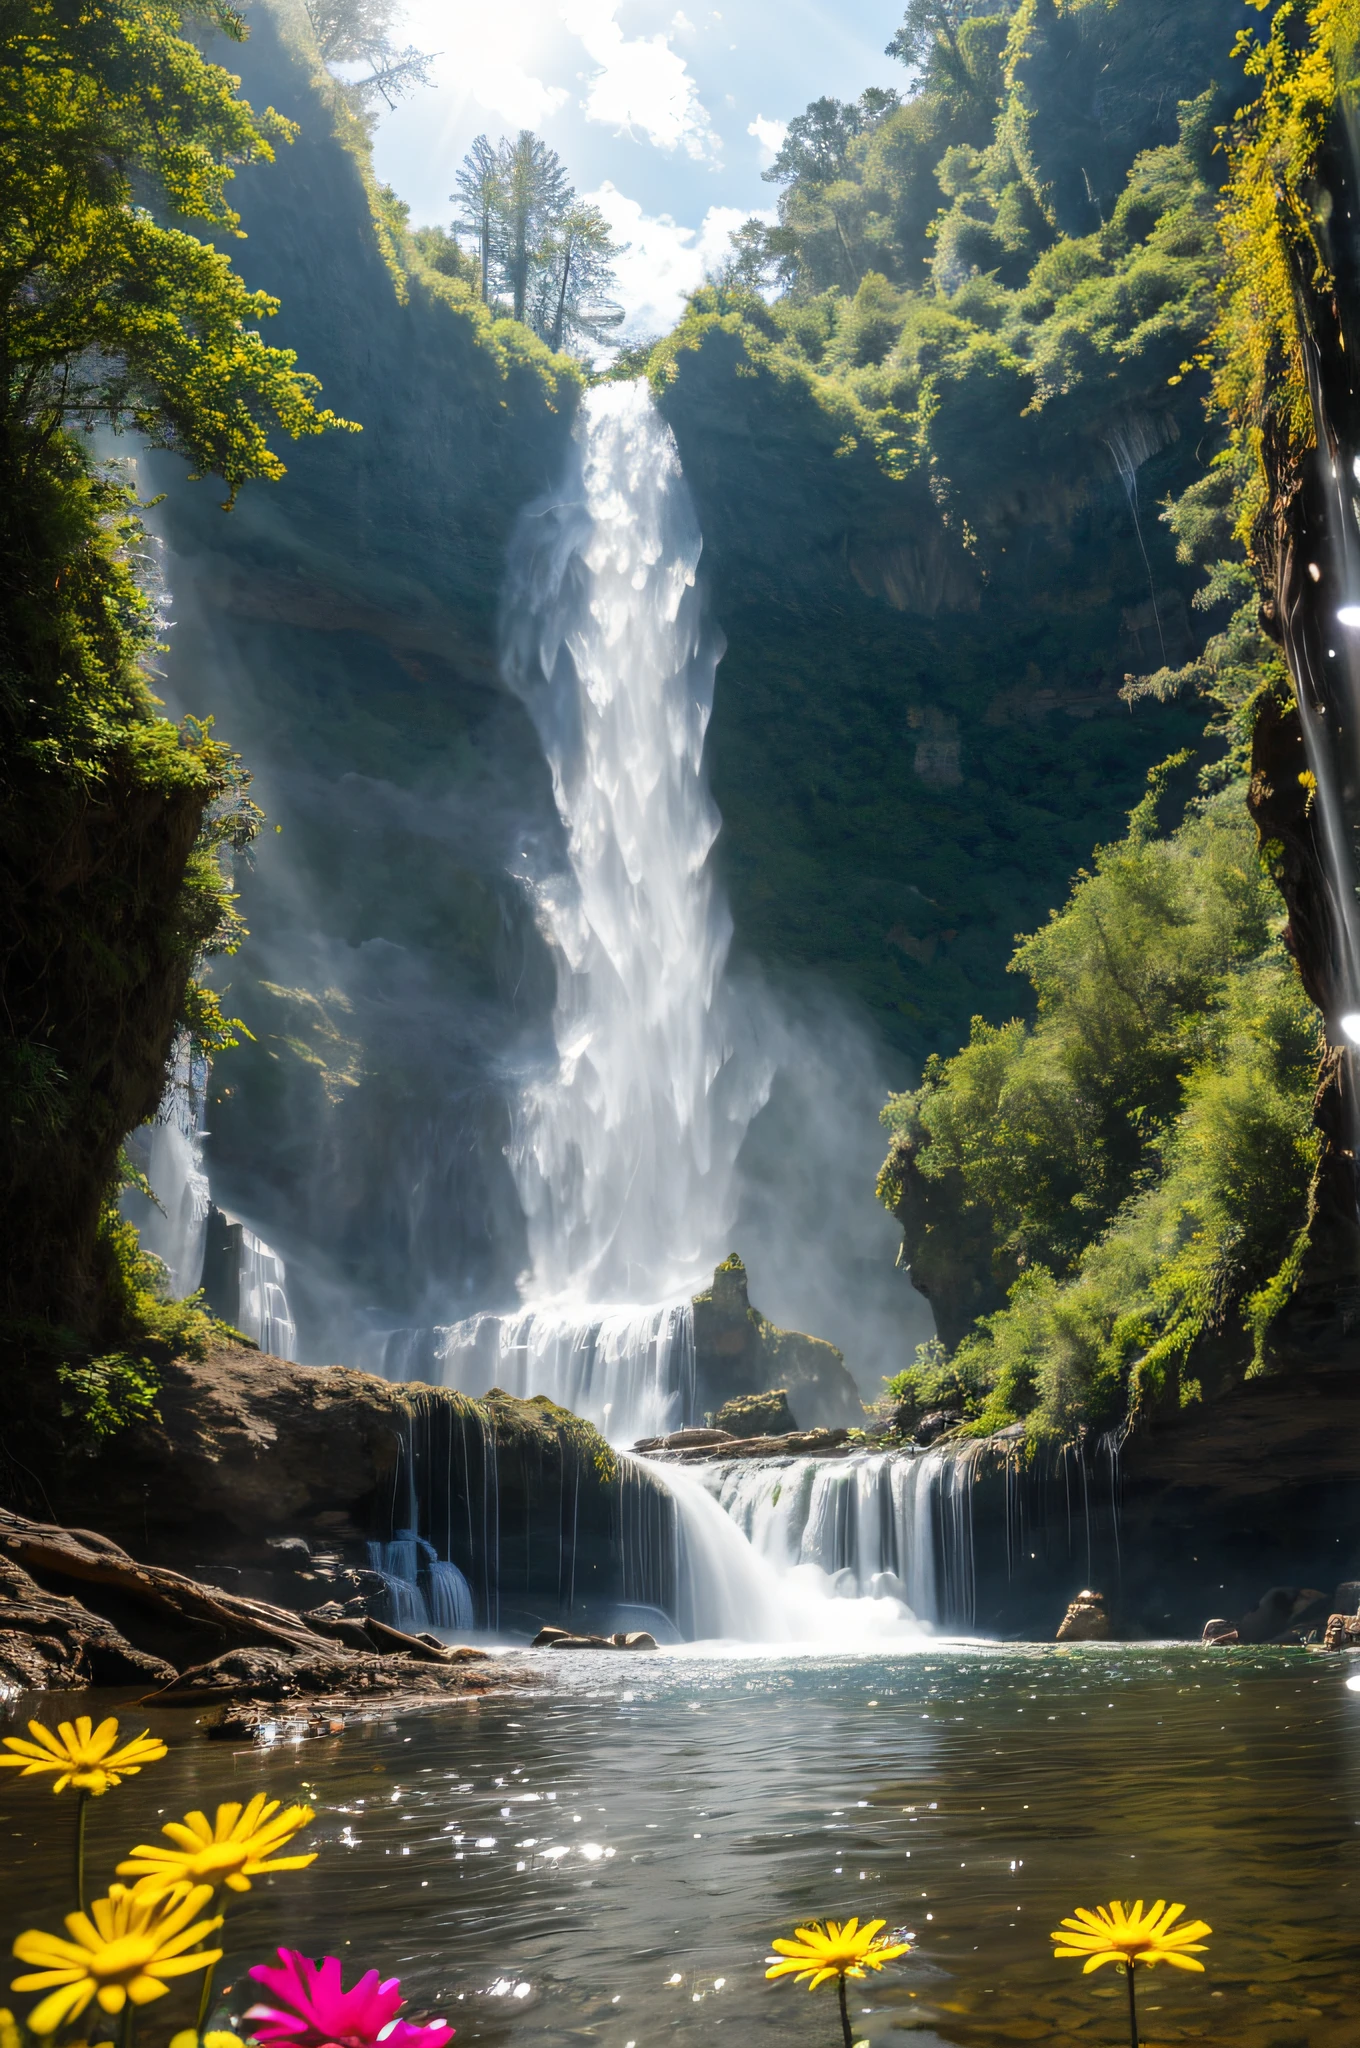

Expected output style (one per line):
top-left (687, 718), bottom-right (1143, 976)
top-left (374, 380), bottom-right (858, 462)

top-left (421, 382), bottom-right (771, 1447)
top-left (382, 385), bottom-right (963, 1642)
top-left (502, 379), bottom-right (762, 1306)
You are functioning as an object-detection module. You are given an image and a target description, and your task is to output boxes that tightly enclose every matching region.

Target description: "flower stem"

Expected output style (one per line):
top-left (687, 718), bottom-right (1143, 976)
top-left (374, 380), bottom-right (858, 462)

top-left (1125, 1960), bottom-right (1139, 2048)
top-left (120, 2001), bottom-right (135, 2048)
top-left (196, 1952), bottom-right (218, 2032)
top-left (837, 1970), bottom-right (853, 2048)
top-left (74, 1790), bottom-right (89, 1913)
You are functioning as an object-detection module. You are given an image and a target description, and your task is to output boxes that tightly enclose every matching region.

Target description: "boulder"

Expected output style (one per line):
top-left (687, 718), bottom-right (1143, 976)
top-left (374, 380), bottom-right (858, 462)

top-left (1236, 1585), bottom-right (1328, 1644)
top-left (915, 1409), bottom-right (962, 1447)
top-left (1323, 1613), bottom-right (1360, 1650)
top-left (529, 1626), bottom-right (657, 1651)
top-left (1332, 1579), bottom-right (1360, 1615)
top-left (715, 1389), bottom-right (798, 1439)
top-left (1056, 1590), bottom-right (1112, 1642)
top-left (154, 1645), bottom-right (504, 1703)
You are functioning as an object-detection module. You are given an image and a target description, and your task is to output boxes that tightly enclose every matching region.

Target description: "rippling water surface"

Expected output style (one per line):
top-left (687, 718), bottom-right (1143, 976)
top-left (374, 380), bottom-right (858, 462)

top-left (2, 1647), bottom-right (1357, 2047)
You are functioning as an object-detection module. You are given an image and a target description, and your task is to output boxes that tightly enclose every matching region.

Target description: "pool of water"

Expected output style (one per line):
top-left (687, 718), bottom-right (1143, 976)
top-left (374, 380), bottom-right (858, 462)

top-left (2, 1646), bottom-right (1357, 2047)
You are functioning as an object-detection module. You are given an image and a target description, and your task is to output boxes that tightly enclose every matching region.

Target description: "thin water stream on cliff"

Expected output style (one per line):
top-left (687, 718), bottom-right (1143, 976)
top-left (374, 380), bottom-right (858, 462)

top-left (2, 1650), bottom-right (1355, 2048)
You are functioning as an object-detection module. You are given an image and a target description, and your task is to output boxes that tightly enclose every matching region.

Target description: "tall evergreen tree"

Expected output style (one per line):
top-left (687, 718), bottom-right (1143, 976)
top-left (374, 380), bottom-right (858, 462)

top-left (537, 203), bottom-right (622, 351)
top-left (452, 134), bottom-right (503, 304)
top-left (498, 131), bottom-right (570, 323)
top-left (305, 0), bottom-right (434, 112)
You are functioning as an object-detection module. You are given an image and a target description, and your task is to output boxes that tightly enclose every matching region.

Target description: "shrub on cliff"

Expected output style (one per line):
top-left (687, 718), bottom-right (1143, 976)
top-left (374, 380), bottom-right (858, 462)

top-left (879, 767), bottom-right (1320, 1437)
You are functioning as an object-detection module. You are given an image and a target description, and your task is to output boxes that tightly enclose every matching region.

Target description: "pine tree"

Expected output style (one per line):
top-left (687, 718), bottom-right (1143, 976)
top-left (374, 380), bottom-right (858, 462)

top-left (498, 131), bottom-right (571, 323)
top-left (452, 135), bottom-right (504, 304)
top-left (537, 204), bottom-right (622, 351)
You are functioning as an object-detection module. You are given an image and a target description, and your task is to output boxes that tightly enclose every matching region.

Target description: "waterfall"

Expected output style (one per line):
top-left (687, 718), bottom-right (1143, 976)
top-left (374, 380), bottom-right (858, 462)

top-left (501, 379), bottom-right (766, 1309)
top-left (643, 1454), bottom-right (943, 1643)
top-left (367, 1531), bottom-right (476, 1635)
top-left (427, 1298), bottom-right (695, 1446)
top-left (122, 1036), bottom-right (211, 1297)
top-left (121, 1034), bottom-right (299, 1357)
top-left (408, 381), bottom-right (768, 1442)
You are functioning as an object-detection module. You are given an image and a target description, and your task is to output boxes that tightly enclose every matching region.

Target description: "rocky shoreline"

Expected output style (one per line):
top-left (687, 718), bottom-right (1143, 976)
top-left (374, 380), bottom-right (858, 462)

top-left (0, 1505), bottom-right (524, 1713)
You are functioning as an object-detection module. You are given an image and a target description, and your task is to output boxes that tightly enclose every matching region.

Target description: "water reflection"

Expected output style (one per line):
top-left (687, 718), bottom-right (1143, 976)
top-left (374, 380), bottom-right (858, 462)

top-left (1, 1647), bottom-right (1356, 2046)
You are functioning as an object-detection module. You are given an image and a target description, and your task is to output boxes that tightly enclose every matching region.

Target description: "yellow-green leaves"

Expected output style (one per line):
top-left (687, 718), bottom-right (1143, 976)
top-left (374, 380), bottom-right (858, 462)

top-left (0, 0), bottom-right (356, 495)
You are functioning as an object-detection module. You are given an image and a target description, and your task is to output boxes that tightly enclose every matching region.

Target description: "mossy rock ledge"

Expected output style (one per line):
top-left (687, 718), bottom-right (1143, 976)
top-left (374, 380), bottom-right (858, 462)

top-left (7, 1346), bottom-right (629, 1639)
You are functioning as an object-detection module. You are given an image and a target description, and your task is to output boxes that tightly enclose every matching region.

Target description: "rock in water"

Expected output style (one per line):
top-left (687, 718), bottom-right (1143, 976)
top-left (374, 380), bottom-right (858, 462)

top-left (1056, 1590), bottom-right (1112, 1641)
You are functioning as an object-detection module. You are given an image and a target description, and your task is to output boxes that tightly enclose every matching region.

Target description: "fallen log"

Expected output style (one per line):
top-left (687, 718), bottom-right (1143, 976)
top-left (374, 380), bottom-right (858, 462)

top-left (0, 1507), bottom-right (335, 1659)
top-left (0, 1556), bottom-right (177, 1691)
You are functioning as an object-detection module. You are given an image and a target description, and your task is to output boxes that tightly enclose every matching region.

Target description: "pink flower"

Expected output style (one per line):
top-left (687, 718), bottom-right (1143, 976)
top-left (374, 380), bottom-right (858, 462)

top-left (246, 1950), bottom-right (453, 2048)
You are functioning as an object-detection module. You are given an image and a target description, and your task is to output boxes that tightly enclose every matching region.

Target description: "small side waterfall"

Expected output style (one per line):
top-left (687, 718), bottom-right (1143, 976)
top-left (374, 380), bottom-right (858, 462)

top-left (123, 1033), bottom-right (299, 1357)
top-left (122, 1037), bottom-right (211, 1297)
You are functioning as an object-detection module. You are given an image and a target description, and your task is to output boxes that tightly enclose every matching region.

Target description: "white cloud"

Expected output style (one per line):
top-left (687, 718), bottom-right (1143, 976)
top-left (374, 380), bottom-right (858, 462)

top-left (399, 3), bottom-right (567, 129)
top-left (428, 20), bottom-right (567, 127)
top-left (562, 0), bottom-right (719, 159)
top-left (586, 183), bottom-right (775, 336)
top-left (747, 113), bottom-right (787, 166)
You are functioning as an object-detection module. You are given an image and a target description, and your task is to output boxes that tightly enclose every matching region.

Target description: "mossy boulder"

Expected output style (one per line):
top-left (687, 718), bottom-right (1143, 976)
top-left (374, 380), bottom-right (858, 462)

top-left (714, 1389), bottom-right (798, 1439)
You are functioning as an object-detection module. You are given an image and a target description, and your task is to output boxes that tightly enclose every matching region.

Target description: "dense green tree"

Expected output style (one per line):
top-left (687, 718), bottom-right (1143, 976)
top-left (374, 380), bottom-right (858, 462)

top-left (1, 0), bottom-right (351, 490)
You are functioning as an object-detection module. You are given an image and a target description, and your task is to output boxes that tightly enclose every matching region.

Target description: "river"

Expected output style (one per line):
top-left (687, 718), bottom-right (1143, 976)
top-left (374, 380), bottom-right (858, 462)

top-left (2, 1647), bottom-right (1355, 2047)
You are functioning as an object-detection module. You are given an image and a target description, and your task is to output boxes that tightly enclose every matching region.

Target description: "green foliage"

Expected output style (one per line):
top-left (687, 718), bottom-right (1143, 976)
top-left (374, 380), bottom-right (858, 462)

top-left (0, 0), bottom-right (358, 497)
top-left (884, 1334), bottom-right (987, 1414)
top-left (445, 130), bottom-right (622, 350)
top-left (0, 0), bottom-right (355, 1404)
top-left (879, 772), bottom-right (1321, 1437)
top-left (652, 18), bottom-right (1236, 563)
top-left (1209, 0), bottom-right (1360, 554)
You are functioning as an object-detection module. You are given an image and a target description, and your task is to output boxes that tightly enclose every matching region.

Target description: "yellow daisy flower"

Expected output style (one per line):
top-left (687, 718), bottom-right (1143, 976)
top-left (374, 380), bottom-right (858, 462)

top-left (11, 1882), bottom-right (222, 2036)
top-left (1052, 1898), bottom-right (1212, 1973)
top-left (0, 1718), bottom-right (167, 1797)
top-left (117, 1794), bottom-right (317, 1894)
top-left (766, 1916), bottom-right (912, 1990)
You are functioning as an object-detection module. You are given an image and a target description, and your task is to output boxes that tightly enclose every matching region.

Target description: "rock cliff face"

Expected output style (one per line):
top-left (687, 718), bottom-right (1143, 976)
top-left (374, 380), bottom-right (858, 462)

top-left (1240, 98), bottom-right (1360, 1364)
top-left (691, 1256), bottom-right (863, 1427)
top-left (16, 1345), bottom-right (644, 1641)
top-left (147, 7), bottom-right (577, 1349)
top-left (655, 328), bottom-right (1208, 1064)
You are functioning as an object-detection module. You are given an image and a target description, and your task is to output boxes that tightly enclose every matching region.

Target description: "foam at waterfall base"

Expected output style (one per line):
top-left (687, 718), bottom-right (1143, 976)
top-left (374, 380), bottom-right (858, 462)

top-left (651, 1457), bottom-right (937, 1647)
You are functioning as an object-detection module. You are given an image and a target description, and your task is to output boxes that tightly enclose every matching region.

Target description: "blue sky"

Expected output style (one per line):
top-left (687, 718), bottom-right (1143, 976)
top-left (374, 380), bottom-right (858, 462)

top-left (367, 0), bottom-right (907, 336)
